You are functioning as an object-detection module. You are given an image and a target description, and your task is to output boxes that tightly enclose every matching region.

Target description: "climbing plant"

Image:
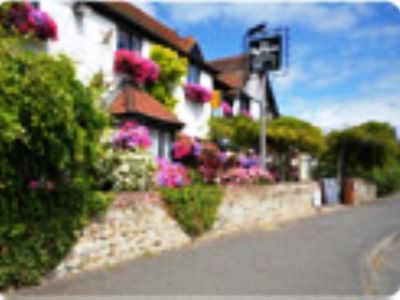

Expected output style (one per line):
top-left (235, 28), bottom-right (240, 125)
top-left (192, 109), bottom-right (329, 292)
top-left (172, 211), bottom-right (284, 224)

top-left (0, 29), bottom-right (109, 289)
top-left (147, 44), bottom-right (187, 111)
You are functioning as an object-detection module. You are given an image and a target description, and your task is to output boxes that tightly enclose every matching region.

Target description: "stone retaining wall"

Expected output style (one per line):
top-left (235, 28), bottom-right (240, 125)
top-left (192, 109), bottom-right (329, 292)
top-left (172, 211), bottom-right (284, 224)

top-left (52, 192), bottom-right (190, 278)
top-left (213, 182), bottom-right (319, 233)
top-left (53, 182), bottom-right (319, 279)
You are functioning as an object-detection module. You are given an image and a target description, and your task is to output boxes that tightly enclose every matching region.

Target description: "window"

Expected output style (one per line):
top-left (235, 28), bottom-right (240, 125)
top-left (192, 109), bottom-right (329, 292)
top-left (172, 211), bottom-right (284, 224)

top-left (30, 1), bottom-right (40, 8)
top-left (158, 131), bottom-right (165, 158)
top-left (149, 130), bottom-right (172, 159)
top-left (131, 35), bottom-right (142, 52)
top-left (240, 97), bottom-right (250, 111)
top-left (188, 64), bottom-right (200, 84)
top-left (117, 28), bottom-right (142, 53)
top-left (117, 29), bottom-right (130, 50)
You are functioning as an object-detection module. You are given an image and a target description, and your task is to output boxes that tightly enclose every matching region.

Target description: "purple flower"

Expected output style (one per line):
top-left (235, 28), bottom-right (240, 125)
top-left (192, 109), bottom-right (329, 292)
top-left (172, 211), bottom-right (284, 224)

top-left (193, 141), bottom-right (203, 157)
top-left (29, 180), bottom-right (39, 190)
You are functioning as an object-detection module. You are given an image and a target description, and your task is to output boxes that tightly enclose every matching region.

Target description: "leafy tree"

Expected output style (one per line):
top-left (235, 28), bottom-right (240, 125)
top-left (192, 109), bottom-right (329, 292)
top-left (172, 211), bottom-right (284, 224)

top-left (208, 116), bottom-right (259, 150)
top-left (0, 29), bottom-right (109, 288)
top-left (320, 121), bottom-right (399, 189)
top-left (267, 116), bottom-right (326, 156)
top-left (147, 45), bottom-right (187, 110)
top-left (266, 116), bottom-right (326, 180)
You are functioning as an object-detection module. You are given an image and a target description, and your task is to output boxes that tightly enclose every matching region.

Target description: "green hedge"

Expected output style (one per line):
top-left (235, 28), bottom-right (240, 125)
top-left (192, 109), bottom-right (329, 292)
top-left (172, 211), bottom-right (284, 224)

top-left (0, 30), bottom-right (109, 289)
top-left (161, 185), bottom-right (223, 237)
top-left (362, 162), bottom-right (400, 196)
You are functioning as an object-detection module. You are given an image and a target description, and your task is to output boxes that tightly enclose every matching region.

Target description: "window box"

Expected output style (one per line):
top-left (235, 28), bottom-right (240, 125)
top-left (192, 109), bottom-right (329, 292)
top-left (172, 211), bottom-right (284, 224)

top-left (184, 83), bottom-right (212, 104)
top-left (114, 49), bottom-right (159, 85)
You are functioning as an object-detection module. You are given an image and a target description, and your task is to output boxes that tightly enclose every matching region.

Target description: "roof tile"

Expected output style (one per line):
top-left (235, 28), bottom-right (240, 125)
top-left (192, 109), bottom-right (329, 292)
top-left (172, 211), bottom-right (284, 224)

top-left (109, 86), bottom-right (182, 125)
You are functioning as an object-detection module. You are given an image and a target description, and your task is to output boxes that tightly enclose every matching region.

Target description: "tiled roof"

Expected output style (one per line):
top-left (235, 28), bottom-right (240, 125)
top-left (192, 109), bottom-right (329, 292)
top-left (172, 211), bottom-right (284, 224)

top-left (109, 86), bottom-right (183, 125)
top-left (209, 54), bottom-right (249, 73)
top-left (218, 71), bottom-right (247, 90)
top-left (105, 2), bottom-right (196, 55)
top-left (181, 36), bottom-right (197, 52)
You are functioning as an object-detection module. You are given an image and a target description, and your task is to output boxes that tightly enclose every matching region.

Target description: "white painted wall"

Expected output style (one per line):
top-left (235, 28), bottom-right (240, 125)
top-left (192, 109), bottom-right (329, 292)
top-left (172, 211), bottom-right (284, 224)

top-left (42, 2), bottom-right (116, 85)
top-left (41, 2), bottom-right (215, 140)
top-left (244, 74), bottom-right (263, 120)
top-left (174, 70), bottom-right (214, 139)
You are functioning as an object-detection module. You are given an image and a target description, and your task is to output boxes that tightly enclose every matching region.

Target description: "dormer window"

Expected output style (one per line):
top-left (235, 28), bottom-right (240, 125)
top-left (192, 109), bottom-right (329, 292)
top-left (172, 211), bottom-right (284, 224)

top-left (117, 27), bottom-right (142, 52)
top-left (188, 63), bottom-right (200, 84)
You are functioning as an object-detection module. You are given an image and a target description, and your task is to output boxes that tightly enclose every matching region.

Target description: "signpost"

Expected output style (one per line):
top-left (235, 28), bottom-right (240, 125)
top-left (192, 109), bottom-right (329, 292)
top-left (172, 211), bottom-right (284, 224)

top-left (245, 24), bottom-right (285, 170)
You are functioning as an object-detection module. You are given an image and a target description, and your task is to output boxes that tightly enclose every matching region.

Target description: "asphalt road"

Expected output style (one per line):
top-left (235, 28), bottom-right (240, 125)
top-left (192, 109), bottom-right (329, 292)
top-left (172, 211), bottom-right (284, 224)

top-left (20, 194), bottom-right (400, 296)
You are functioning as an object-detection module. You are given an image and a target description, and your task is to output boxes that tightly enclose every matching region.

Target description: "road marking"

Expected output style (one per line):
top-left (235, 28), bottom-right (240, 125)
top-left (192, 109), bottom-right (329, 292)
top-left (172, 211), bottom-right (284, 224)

top-left (392, 287), bottom-right (400, 300)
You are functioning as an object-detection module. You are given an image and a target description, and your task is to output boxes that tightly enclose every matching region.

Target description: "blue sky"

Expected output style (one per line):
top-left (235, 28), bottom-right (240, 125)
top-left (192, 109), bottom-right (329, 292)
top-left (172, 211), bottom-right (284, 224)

top-left (137, 2), bottom-right (400, 135)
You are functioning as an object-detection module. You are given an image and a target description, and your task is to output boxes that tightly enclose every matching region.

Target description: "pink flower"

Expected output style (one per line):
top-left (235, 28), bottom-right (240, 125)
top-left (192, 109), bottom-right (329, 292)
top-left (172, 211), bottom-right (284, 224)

top-left (29, 180), bottom-right (40, 190)
top-left (113, 121), bottom-right (152, 149)
top-left (9, 2), bottom-right (58, 41)
top-left (222, 101), bottom-right (233, 117)
top-left (157, 159), bottom-right (191, 188)
top-left (172, 134), bottom-right (193, 160)
top-left (184, 83), bottom-right (212, 103)
top-left (241, 109), bottom-right (252, 119)
top-left (46, 181), bottom-right (56, 190)
top-left (114, 50), bottom-right (159, 85)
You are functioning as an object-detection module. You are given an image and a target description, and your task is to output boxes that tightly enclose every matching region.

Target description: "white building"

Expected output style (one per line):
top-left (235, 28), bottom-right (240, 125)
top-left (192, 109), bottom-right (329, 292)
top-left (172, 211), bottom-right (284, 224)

top-left (209, 54), bottom-right (279, 120)
top-left (37, 1), bottom-right (218, 158)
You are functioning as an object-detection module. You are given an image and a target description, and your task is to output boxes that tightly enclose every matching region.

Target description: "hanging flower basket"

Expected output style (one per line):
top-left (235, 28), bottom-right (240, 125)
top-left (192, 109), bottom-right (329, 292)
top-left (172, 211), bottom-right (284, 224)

top-left (114, 49), bottom-right (160, 85)
top-left (3, 2), bottom-right (58, 41)
top-left (222, 101), bottom-right (233, 117)
top-left (184, 83), bottom-right (212, 103)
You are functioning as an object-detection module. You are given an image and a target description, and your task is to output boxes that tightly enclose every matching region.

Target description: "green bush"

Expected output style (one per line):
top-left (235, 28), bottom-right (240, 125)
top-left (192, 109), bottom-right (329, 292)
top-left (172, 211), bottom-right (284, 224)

top-left (0, 31), bottom-right (109, 289)
top-left (96, 146), bottom-right (157, 191)
top-left (148, 45), bottom-right (187, 110)
top-left (362, 162), bottom-right (400, 196)
top-left (161, 185), bottom-right (223, 237)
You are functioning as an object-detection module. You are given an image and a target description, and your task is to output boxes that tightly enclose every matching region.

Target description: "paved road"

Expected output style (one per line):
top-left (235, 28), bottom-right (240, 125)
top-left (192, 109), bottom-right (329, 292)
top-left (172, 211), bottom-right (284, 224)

top-left (369, 233), bottom-right (400, 295)
top-left (20, 194), bottom-right (400, 296)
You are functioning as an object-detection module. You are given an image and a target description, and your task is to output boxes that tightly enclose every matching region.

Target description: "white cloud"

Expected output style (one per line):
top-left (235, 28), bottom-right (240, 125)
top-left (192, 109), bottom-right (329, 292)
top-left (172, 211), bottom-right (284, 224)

top-left (349, 24), bottom-right (400, 41)
top-left (161, 3), bottom-right (223, 24)
top-left (294, 95), bottom-right (400, 135)
top-left (359, 72), bottom-right (400, 95)
top-left (162, 3), bottom-right (364, 32)
top-left (272, 64), bottom-right (307, 91)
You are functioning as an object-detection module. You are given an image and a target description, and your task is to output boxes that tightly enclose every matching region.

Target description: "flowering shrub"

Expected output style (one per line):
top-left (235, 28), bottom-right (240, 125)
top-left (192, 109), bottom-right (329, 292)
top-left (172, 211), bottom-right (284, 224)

top-left (172, 133), bottom-right (194, 160)
top-left (114, 49), bottom-right (160, 85)
top-left (97, 147), bottom-right (156, 191)
top-left (29, 178), bottom-right (55, 191)
top-left (221, 167), bottom-right (275, 185)
top-left (113, 121), bottom-right (152, 149)
top-left (1, 2), bottom-right (58, 40)
top-left (184, 83), bottom-right (212, 103)
top-left (222, 101), bottom-right (233, 117)
top-left (198, 142), bottom-right (223, 183)
top-left (172, 134), bottom-right (223, 183)
top-left (157, 158), bottom-right (191, 188)
top-left (0, 32), bottom-right (108, 288)
top-left (96, 122), bottom-right (156, 191)
top-left (239, 154), bottom-right (259, 169)
top-left (240, 109), bottom-right (252, 119)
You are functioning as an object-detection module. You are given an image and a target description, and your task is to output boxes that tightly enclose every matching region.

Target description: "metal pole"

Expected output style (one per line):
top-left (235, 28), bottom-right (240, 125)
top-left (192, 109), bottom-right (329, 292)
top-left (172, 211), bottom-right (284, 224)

top-left (259, 72), bottom-right (268, 170)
